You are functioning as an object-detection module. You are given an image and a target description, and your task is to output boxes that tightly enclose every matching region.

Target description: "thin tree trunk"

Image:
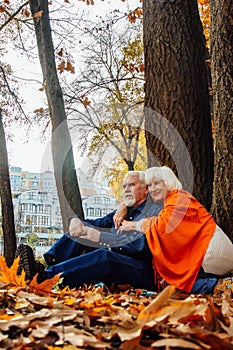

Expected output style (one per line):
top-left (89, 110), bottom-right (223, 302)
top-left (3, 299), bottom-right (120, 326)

top-left (143, 0), bottom-right (214, 210)
top-left (210, 0), bottom-right (233, 241)
top-left (29, 0), bottom-right (84, 231)
top-left (0, 109), bottom-right (17, 266)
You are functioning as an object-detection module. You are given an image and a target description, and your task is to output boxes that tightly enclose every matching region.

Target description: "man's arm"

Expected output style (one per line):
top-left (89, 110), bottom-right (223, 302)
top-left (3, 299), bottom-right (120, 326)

top-left (69, 211), bottom-right (116, 231)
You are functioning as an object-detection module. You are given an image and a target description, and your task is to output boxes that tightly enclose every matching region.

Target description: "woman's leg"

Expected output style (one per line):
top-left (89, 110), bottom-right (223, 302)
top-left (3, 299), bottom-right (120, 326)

top-left (191, 267), bottom-right (219, 294)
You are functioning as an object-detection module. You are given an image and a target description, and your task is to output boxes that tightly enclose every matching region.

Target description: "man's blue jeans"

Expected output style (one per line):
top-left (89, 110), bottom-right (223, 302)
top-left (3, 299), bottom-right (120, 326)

top-left (44, 248), bottom-right (156, 291)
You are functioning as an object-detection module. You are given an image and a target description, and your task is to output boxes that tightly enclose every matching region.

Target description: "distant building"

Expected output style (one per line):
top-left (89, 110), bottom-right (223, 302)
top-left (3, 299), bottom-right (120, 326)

top-left (7, 166), bottom-right (118, 243)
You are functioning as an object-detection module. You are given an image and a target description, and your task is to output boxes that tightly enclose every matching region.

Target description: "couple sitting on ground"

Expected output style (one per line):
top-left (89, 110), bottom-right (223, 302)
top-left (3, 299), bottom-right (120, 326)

top-left (16, 166), bottom-right (233, 297)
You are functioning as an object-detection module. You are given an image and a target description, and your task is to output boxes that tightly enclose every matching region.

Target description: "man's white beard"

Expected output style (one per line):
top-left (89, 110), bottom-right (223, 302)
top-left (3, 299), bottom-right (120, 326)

top-left (124, 196), bottom-right (136, 207)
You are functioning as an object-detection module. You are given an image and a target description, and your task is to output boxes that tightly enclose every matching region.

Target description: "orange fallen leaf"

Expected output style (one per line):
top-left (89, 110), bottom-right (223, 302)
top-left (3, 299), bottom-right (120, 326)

top-left (0, 255), bottom-right (26, 288)
top-left (29, 273), bottom-right (62, 294)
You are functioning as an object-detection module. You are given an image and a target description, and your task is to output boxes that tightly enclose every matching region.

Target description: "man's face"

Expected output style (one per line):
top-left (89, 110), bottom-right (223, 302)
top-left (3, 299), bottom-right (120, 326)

top-left (123, 174), bottom-right (148, 207)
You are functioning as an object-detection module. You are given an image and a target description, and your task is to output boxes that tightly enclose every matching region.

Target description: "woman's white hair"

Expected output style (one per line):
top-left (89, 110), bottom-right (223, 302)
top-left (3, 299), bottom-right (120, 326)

top-left (145, 166), bottom-right (182, 192)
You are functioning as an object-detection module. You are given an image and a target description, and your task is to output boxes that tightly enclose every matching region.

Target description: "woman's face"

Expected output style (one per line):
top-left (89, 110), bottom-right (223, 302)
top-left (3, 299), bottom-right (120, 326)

top-left (147, 178), bottom-right (169, 202)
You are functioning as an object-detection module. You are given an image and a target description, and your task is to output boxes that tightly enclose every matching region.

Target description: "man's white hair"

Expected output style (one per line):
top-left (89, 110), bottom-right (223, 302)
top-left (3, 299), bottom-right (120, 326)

top-left (145, 166), bottom-right (182, 192)
top-left (124, 170), bottom-right (146, 185)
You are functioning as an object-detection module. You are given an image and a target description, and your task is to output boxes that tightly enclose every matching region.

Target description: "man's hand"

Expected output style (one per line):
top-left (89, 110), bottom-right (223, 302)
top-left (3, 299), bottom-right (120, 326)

top-left (117, 220), bottom-right (137, 233)
top-left (69, 217), bottom-right (84, 237)
top-left (79, 226), bottom-right (101, 242)
top-left (69, 218), bottom-right (100, 242)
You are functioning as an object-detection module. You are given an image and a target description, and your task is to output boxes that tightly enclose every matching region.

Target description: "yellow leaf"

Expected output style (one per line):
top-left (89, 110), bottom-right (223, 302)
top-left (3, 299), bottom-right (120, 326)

top-left (0, 312), bottom-right (21, 320)
top-left (64, 297), bottom-right (76, 305)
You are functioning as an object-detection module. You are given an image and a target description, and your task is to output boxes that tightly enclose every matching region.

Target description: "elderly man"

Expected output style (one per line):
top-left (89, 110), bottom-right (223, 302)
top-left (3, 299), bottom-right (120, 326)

top-left (16, 171), bottom-right (162, 290)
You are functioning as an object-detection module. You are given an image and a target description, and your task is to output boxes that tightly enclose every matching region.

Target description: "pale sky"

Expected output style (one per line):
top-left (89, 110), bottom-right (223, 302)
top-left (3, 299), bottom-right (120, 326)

top-left (6, 0), bottom-right (141, 173)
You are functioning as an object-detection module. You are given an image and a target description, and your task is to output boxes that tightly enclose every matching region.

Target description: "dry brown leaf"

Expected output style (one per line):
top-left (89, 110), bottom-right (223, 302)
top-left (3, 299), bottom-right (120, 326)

top-left (137, 285), bottom-right (175, 322)
top-left (82, 96), bottom-right (90, 106)
top-left (57, 48), bottom-right (63, 57)
top-left (34, 10), bottom-right (43, 21)
top-left (39, 80), bottom-right (46, 91)
top-left (120, 334), bottom-right (151, 349)
top-left (66, 61), bottom-right (75, 74)
top-left (151, 337), bottom-right (201, 349)
top-left (219, 317), bottom-right (233, 336)
top-left (34, 107), bottom-right (45, 113)
top-left (57, 60), bottom-right (66, 73)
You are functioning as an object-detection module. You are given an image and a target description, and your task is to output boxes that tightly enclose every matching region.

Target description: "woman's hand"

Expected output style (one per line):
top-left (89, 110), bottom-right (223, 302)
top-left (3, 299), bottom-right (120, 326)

top-left (69, 217), bottom-right (84, 237)
top-left (117, 220), bottom-right (137, 233)
top-left (113, 203), bottom-right (128, 228)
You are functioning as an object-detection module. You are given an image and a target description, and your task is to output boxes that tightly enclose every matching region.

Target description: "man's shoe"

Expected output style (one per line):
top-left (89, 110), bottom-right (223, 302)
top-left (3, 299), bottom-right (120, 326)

top-left (15, 244), bottom-right (45, 281)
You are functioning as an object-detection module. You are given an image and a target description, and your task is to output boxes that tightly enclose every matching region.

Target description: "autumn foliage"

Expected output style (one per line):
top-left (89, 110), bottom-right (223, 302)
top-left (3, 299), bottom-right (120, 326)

top-left (0, 255), bottom-right (233, 349)
top-left (0, 255), bottom-right (61, 294)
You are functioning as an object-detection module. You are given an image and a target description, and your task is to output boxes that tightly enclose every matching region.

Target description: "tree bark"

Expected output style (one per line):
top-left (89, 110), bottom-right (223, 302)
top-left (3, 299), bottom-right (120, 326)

top-left (29, 0), bottom-right (84, 231)
top-left (0, 109), bottom-right (17, 266)
top-left (143, 0), bottom-right (214, 210)
top-left (210, 0), bottom-right (233, 241)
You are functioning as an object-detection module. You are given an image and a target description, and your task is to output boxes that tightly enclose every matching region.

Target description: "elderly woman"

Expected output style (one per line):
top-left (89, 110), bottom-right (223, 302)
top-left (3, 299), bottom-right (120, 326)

top-left (117, 166), bottom-right (233, 295)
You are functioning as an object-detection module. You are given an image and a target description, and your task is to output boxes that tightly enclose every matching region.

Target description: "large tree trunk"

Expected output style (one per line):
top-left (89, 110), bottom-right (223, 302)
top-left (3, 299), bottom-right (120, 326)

top-left (29, 0), bottom-right (84, 231)
top-left (143, 0), bottom-right (214, 210)
top-left (210, 0), bottom-right (233, 241)
top-left (0, 109), bottom-right (17, 266)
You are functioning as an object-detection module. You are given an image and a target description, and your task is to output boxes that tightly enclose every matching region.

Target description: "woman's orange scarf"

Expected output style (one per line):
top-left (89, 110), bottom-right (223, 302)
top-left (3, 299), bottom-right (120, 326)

top-left (143, 190), bottom-right (216, 292)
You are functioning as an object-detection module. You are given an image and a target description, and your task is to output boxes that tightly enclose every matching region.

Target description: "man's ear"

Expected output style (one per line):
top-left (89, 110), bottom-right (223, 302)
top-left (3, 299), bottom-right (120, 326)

top-left (145, 185), bottom-right (148, 196)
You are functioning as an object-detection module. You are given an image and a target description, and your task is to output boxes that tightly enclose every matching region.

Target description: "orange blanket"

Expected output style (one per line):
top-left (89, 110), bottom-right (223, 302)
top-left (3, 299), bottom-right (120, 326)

top-left (143, 190), bottom-right (216, 292)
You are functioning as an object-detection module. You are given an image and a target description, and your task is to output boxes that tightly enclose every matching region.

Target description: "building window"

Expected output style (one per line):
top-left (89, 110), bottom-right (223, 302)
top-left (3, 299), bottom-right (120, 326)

top-left (21, 204), bottom-right (26, 213)
top-left (37, 204), bottom-right (51, 214)
top-left (38, 193), bottom-right (47, 201)
top-left (94, 208), bottom-right (101, 217)
top-left (37, 205), bottom-right (43, 213)
top-left (87, 208), bottom-right (94, 217)
top-left (28, 192), bottom-right (36, 200)
top-left (102, 208), bottom-right (110, 216)
top-left (37, 216), bottom-right (50, 226)
top-left (25, 215), bottom-right (31, 225)
top-left (94, 197), bottom-right (101, 204)
top-left (103, 197), bottom-right (110, 205)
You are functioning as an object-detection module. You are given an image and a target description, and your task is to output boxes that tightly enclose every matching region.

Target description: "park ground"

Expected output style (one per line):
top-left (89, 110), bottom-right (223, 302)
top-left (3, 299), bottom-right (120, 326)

top-left (0, 255), bottom-right (233, 349)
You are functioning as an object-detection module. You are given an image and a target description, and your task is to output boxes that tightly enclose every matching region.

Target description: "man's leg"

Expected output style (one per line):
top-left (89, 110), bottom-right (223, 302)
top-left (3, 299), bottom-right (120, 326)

top-left (44, 233), bottom-right (95, 266)
top-left (45, 249), bottom-right (156, 291)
